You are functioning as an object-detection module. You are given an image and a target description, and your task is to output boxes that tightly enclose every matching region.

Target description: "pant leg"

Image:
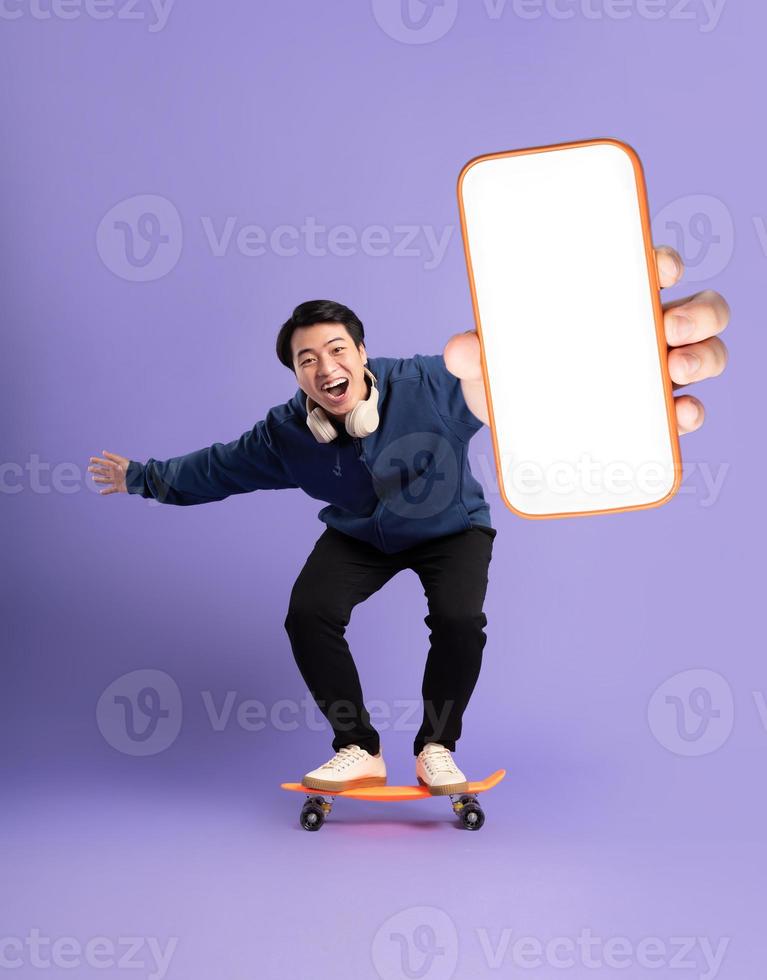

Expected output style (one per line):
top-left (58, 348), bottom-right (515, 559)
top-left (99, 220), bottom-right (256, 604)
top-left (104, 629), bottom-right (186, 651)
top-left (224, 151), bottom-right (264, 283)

top-left (283, 526), bottom-right (402, 755)
top-left (404, 525), bottom-right (496, 755)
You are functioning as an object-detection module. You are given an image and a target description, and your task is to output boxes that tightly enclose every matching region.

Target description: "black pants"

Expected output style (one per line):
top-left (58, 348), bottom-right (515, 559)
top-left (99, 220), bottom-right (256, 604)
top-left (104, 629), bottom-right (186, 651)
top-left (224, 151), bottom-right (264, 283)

top-left (284, 524), bottom-right (496, 756)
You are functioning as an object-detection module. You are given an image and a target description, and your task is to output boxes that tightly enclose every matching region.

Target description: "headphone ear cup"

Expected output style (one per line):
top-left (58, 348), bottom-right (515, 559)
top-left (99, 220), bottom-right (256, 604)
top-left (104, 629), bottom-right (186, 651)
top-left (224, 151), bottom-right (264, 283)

top-left (306, 399), bottom-right (338, 443)
top-left (345, 368), bottom-right (380, 438)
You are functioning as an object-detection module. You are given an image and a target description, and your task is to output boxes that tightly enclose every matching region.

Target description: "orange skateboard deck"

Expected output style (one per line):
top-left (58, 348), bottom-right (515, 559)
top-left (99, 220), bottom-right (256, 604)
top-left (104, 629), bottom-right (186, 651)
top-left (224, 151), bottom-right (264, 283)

top-left (282, 769), bottom-right (505, 831)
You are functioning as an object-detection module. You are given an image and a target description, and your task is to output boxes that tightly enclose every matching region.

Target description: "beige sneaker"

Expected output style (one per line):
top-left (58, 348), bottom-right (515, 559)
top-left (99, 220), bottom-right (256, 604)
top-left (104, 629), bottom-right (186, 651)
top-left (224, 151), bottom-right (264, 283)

top-left (302, 744), bottom-right (387, 791)
top-left (416, 743), bottom-right (469, 796)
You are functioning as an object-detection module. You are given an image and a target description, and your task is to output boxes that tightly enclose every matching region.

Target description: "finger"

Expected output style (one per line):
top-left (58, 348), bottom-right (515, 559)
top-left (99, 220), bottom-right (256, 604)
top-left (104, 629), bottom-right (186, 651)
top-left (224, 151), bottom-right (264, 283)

top-left (668, 336), bottom-right (729, 387)
top-left (655, 245), bottom-right (684, 289)
top-left (91, 476), bottom-right (115, 485)
top-left (675, 394), bottom-right (705, 434)
top-left (89, 456), bottom-right (119, 472)
top-left (663, 289), bottom-right (731, 347)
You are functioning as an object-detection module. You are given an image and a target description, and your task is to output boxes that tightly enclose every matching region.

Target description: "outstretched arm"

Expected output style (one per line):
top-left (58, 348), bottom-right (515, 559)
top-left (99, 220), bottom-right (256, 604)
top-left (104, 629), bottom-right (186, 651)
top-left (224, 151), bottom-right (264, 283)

top-left (443, 244), bottom-right (730, 435)
top-left (89, 416), bottom-right (298, 505)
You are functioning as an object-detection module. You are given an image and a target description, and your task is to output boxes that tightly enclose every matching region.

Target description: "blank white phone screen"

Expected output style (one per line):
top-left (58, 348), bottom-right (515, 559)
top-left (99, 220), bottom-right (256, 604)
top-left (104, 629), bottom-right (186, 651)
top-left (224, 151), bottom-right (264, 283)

top-left (459, 142), bottom-right (678, 517)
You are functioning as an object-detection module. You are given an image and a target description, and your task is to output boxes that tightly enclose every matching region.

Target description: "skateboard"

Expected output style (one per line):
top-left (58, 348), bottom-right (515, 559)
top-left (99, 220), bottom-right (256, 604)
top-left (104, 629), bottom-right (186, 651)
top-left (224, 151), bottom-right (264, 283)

top-left (281, 769), bottom-right (506, 831)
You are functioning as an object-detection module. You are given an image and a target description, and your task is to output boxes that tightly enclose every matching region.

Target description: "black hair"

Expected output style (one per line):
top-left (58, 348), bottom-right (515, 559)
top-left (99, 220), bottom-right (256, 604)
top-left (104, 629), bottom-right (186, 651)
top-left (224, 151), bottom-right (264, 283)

top-left (276, 300), bottom-right (366, 371)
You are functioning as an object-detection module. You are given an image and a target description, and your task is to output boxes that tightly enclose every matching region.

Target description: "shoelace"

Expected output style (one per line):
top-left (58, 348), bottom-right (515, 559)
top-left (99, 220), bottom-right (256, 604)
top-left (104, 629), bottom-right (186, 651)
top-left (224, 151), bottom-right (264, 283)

top-left (422, 745), bottom-right (458, 773)
top-left (321, 745), bottom-right (365, 771)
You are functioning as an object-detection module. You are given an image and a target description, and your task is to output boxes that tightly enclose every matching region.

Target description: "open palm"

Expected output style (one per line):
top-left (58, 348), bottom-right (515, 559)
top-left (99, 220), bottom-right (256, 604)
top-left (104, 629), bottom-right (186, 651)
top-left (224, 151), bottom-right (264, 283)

top-left (88, 451), bottom-right (129, 495)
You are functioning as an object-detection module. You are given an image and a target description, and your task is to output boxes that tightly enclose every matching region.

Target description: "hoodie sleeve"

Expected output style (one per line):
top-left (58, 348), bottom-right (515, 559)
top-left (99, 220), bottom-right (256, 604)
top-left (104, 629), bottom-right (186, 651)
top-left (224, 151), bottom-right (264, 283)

top-left (413, 353), bottom-right (485, 442)
top-left (125, 412), bottom-right (298, 505)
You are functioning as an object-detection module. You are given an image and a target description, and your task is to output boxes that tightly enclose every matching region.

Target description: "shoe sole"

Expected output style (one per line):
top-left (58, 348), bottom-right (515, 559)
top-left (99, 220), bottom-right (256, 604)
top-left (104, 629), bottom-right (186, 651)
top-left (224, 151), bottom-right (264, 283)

top-left (417, 776), bottom-right (470, 796)
top-left (301, 775), bottom-right (387, 792)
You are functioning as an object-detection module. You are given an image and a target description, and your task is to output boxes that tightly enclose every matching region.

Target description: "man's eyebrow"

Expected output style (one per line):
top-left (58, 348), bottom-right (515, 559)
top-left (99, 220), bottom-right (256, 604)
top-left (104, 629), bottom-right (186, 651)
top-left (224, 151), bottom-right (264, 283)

top-left (295, 337), bottom-right (347, 359)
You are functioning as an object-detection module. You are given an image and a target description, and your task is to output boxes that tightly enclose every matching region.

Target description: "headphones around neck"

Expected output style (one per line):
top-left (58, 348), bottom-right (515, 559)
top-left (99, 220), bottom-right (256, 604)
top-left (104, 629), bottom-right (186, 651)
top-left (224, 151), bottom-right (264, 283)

top-left (305, 366), bottom-right (380, 443)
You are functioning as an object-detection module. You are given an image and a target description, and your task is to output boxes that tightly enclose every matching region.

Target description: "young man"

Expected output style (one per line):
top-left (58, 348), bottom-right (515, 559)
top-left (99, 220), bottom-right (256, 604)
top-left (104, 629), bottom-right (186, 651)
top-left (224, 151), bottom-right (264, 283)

top-left (88, 247), bottom-right (730, 794)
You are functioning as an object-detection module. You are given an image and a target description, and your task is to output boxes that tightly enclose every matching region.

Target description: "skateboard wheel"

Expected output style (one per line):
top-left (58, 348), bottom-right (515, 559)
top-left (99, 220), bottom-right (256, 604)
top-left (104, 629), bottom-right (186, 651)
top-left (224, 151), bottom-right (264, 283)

top-left (460, 803), bottom-right (485, 831)
top-left (300, 802), bottom-right (325, 831)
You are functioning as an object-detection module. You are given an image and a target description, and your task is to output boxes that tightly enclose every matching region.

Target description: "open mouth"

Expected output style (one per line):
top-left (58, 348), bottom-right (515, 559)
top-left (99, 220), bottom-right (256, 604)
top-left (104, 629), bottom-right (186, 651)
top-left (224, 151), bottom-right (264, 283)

top-left (321, 378), bottom-right (350, 403)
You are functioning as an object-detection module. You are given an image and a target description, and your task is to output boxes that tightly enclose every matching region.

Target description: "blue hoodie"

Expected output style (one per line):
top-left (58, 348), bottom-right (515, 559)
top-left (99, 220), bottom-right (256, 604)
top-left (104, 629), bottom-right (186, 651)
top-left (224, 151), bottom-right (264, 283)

top-left (126, 353), bottom-right (492, 554)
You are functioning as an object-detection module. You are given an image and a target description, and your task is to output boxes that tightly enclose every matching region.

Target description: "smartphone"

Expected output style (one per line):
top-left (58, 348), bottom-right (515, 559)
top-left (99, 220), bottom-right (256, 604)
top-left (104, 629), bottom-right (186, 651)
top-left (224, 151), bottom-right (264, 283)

top-left (457, 138), bottom-right (682, 519)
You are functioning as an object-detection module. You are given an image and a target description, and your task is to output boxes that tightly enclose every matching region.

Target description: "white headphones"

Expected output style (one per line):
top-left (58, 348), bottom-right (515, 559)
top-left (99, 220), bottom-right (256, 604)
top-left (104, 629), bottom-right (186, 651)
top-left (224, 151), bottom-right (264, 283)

top-left (305, 366), bottom-right (380, 443)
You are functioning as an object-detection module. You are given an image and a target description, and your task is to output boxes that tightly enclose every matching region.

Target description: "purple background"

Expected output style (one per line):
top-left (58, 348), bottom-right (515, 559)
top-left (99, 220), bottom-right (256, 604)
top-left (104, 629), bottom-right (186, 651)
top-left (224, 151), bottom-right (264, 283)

top-left (2, 2), bottom-right (763, 978)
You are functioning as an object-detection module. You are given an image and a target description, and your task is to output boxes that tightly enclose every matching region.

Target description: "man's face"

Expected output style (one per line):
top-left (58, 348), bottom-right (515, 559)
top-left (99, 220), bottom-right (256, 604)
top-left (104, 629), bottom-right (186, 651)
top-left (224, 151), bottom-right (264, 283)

top-left (291, 323), bottom-right (369, 420)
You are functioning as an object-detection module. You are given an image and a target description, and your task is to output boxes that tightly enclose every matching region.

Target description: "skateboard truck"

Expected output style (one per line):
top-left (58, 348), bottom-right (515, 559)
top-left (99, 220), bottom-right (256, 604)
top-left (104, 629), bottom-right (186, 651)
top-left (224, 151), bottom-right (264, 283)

top-left (450, 793), bottom-right (485, 831)
top-left (299, 795), bottom-right (334, 832)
